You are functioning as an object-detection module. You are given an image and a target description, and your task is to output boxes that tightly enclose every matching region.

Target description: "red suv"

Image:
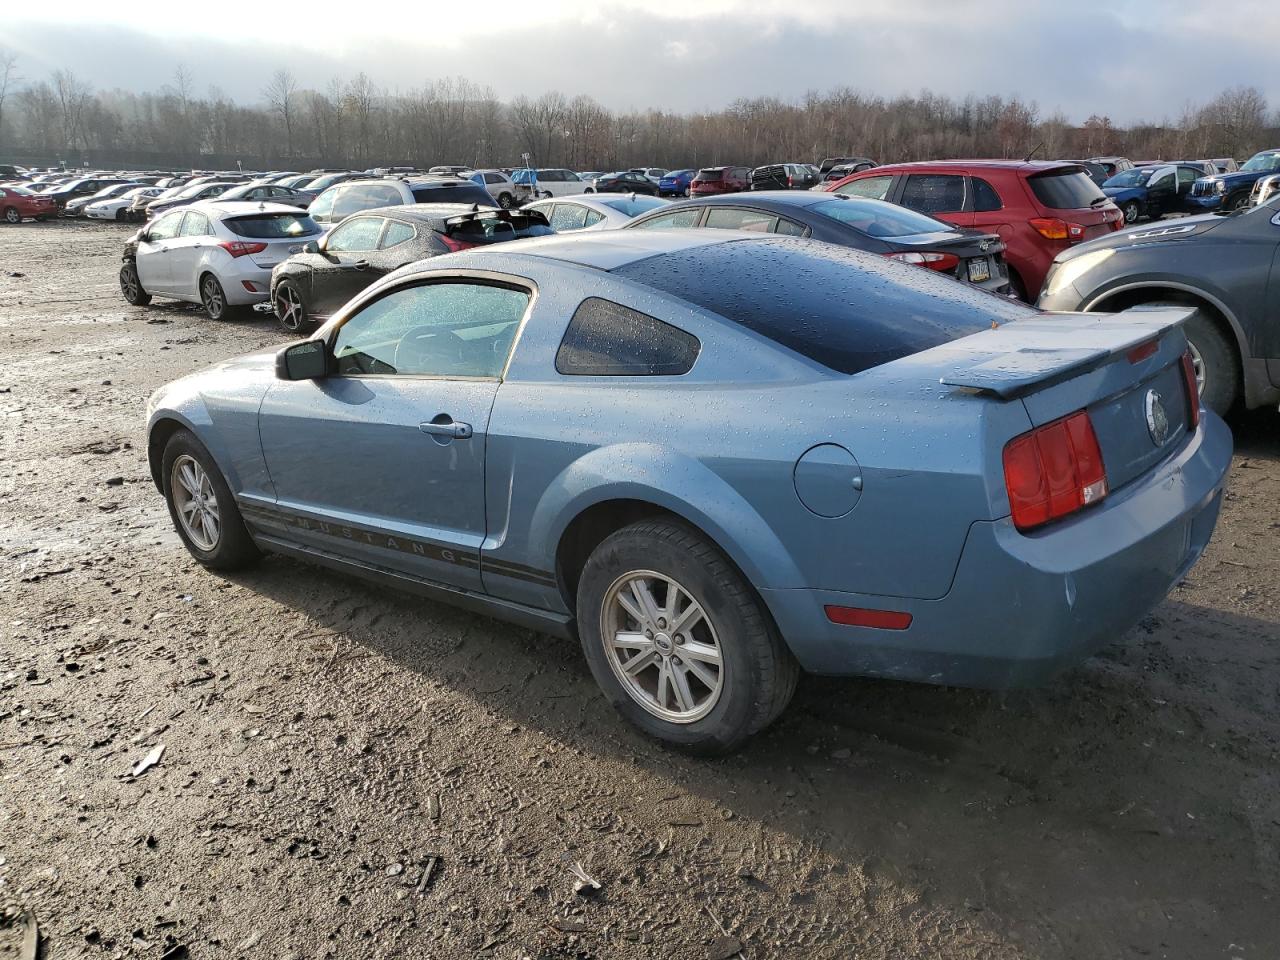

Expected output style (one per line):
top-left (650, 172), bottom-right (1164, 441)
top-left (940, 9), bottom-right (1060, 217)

top-left (0, 185), bottom-right (57, 223)
top-left (825, 161), bottom-right (1122, 299)
top-left (690, 165), bottom-right (751, 196)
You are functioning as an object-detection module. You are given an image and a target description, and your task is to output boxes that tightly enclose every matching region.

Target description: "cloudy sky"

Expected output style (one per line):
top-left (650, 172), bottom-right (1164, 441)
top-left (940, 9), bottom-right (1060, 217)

top-left (5, 0), bottom-right (1277, 121)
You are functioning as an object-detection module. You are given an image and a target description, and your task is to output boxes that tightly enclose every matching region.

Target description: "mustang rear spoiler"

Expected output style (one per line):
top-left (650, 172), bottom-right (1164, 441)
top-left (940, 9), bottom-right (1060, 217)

top-left (939, 306), bottom-right (1193, 400)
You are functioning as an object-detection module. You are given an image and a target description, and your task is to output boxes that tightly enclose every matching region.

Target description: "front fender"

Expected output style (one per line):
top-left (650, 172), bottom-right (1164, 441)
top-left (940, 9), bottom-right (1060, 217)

top-left (532, 442), bottom-right (806, 592)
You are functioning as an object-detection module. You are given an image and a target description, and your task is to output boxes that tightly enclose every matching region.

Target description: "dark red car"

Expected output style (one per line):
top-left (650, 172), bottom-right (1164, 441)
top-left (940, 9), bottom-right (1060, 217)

top-left (0, 184), bottom-right (57, 223)
top-left (825, 160), bottom-right (1123, 299)
top-left (689, 165), bottom-right (751, 197)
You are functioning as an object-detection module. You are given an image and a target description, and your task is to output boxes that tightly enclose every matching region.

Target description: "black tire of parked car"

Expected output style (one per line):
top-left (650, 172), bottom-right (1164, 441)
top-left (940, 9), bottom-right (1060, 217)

top-left (119, 261), bottom-right (152, 306)
top-left (1226, 192), bottom-right (1252, 212)
top-left (274, 280), bottom-right (312, 334)
top-left (200, 273), bottom-right (231, 320)
top-left (161, 428), bottom-right (261, 571)
top-left (116, 208), bottom-right (128, 221)
top-left (575, 518), bottom-right (799, 754)
top-left (497, 192), bottom-right (514, 209)
top-left (1121, 200), bottom-right (1140, 225)
top-left (3, 206), bottom-right (20, 224)
top-left (1182, 310), bottom-right (1240, 416)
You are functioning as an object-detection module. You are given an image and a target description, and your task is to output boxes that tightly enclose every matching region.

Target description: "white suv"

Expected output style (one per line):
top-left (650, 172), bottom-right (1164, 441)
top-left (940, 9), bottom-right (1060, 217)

top-left (512, 168), bottom-right (591, 202)
top-left (308, 176), bottom-right (496, 227)
top-left (466, 170), bottom-right (519, 208)
top-left (119, 201), bottom-right (323, 319)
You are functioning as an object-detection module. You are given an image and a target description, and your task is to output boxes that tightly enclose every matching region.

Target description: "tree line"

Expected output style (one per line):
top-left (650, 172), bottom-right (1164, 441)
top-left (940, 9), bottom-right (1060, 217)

top-left (0, 55), bottom-right (1276, 172)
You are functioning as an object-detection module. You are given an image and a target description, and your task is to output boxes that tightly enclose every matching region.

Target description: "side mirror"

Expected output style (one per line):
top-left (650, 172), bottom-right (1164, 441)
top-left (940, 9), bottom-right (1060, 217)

top-left (275, 339), bottom-right (330, 381)
top-left (303, 239), bottom-right (321, 254)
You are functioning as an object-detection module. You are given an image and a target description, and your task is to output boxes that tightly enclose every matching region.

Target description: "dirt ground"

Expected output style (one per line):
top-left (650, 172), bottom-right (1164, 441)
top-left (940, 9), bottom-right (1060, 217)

top-left (0, 219), bottom-right (1277, 960)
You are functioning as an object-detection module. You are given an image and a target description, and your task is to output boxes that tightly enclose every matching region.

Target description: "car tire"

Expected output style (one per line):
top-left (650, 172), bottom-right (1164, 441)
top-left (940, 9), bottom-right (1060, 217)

top-left (161, 429), bottom-right (260, 571)
top-left (1121, 200), bottom-right (1140, 225)
top-left (200, 273), bottom-right (232, 320)
top-left (116, 208), bottom-right (128, 221)
top-left (497, 192), bottom-right (514, 209)
top-left (1007, 269), bottom-right (1030, 303)
top-left (120, 261), bottom-right (152, 306)
top-left (3, 206), bottom-right (20, 224)
top-left (274, 280), bottom-right (312, 334)
top-left (1182, 311), bottom-right (1239, 416)
top-left (576, 519), bottom-right (799, 754)
top-left (1227, 192), bottom-right (1251, 212)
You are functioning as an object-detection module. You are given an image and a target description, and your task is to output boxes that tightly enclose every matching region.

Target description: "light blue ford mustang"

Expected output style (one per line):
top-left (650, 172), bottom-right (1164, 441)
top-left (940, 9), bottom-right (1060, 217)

top-left (146, 231), bottom-right (1232, 752)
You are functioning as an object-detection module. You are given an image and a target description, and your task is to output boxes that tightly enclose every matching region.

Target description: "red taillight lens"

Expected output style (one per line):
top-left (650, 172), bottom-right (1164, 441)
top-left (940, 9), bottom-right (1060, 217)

top-left (885, 251), bottom-right (960, 272)
top-left (1029, 217), bottom-right (1086, 242)
top-left (439, 234), bottom-right (477, 253)
top-left (1003, 410), bottom-right (1108, 531)
top-left (218, 240), bottom-right (268, 258)
top-left (1180, 348), bottom-right (1201, 429)
top-left (825, 605), bottom-right (913, 630)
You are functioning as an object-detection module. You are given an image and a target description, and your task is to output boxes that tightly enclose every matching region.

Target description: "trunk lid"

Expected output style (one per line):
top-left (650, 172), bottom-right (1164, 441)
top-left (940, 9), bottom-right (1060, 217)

top-left (939, 307), bottom-right (1197, 492)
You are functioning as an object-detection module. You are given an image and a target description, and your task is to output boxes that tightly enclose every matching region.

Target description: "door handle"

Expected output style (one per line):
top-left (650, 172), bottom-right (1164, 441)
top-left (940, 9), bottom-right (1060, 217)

top-left (353, 259), bottom-right (370, 271)
top-left (419, 417), bottom-right (473, 439)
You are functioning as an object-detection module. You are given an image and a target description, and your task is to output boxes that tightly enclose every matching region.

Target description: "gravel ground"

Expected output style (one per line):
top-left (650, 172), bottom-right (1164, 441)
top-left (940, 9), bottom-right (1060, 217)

top-left (1, 219), bottom-right (1277, 960)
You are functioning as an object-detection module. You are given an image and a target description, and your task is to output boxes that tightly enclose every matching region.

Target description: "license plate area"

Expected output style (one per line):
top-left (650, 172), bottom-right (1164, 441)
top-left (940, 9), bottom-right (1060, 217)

top-left (967, 258), bottom-right (990, 283)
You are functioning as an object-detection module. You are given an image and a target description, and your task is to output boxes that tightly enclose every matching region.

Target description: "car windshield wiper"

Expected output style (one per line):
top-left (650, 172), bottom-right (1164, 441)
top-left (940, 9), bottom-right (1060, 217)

top-left (1090, 196), bottom-right (1112, 206)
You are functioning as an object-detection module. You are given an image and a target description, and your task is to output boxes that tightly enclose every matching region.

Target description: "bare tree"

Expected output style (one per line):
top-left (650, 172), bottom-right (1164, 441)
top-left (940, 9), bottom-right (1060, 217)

top-left (51, 69), bottom-right (91, 153)
top-left (0, 49), bottom-right (19, 149)
top-left (263, 69), bottom-right (298, 158)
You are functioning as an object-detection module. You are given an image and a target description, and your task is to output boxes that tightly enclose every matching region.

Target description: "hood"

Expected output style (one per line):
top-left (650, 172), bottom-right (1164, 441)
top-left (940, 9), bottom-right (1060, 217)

top-left (1203, 170), bottom-right (1269, 190)
top-left (1055, 212), bottom-right (1229, 262)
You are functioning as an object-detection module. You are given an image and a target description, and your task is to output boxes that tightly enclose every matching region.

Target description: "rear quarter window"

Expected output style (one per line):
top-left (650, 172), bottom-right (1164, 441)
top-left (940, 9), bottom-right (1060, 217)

top-left (556, 298), bottom-right (700, 376)
top-left (1027, 169), bottom-right (1106, 209)
top-left (613, 238), bottom-right (1035, 375)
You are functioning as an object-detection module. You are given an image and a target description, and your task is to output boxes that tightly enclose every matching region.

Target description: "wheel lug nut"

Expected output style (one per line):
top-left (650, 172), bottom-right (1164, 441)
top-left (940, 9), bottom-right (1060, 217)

top-left (675, 635), bottom-right (685, 644)
top-left (657, 618), bottom-right (666, 628)
top-left (644, 630), bottom-right (653, 639)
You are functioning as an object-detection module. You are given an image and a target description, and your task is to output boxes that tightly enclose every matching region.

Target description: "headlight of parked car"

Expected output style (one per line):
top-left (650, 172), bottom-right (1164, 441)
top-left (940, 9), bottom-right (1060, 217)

top-left (1043, 248), bottom-right (1115, 300)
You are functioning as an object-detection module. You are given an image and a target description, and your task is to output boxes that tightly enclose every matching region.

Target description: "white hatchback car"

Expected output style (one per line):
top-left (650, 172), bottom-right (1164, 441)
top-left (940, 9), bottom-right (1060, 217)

top-left (119, 201), bottom-right (323, 319)
top-left (87, 186), bottom-right (164, 221)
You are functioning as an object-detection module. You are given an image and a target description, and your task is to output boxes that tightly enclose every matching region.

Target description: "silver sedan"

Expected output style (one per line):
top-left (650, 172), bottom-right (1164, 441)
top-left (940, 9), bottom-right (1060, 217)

top-left (522, 193), bottom-right (669, 232)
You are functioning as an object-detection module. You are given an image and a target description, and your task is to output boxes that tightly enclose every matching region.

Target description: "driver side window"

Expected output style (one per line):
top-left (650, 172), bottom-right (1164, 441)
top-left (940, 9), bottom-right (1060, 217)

top-left (325, 217), bottom-right (385, 252)
top-left (148, 211), bottom-right (185, 241)
top-left (332, 281), bottom-right (531, 378)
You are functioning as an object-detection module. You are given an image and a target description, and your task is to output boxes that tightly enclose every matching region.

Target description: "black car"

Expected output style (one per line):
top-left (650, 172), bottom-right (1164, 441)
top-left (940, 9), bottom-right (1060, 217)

top-left (592, 171), bottom-right (660, 196)
top-left (750, 164), bottom-right (820, 191)
top-left (623, 191), bottom-right (1010, 295)
top-left (270, 204), bottom-right (552, 333)
top-left (43, 175), bottom-right (133, 211)
top-left (1038, 198), bottom-right (1280, 414)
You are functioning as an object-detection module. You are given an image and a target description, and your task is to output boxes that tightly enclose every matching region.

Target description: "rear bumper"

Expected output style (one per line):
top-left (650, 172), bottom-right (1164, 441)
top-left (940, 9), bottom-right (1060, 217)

top-left (217, 261), bottom-right (273, 305)
top-left (763, 412), bottom-right (1232, 687)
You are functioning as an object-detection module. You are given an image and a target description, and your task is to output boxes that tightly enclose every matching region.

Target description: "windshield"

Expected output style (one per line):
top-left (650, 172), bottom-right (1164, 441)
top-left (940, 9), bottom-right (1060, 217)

top-left (812, 198), bottom-right (954, 237)
top-left (1241, 153), bottom-right (1280, 173)
top-left (225, 213), bottom-right (321, 238)
top-left (1104, 169), bottom-right (1153, 188)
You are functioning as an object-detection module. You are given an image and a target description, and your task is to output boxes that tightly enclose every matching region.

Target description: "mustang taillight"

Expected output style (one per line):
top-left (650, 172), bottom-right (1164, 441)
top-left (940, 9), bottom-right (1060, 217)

top-left (1180, 348), bottom-right (1201, 430)
top-left (1003, 410), bottom-right (1108, 531)
top-left (218, 240), bottom-right (268, 258)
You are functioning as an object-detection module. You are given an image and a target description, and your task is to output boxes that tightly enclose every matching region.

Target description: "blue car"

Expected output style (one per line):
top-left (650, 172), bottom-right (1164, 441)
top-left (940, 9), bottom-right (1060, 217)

top-left (657, 169), bottom-right (696, 197)
top-left (146, 231), bottom-right (1230, 752)
top-left (1102, 164), bottom-right (1205, 224)
top-left (1187, 149), bottom-right (1280, 213)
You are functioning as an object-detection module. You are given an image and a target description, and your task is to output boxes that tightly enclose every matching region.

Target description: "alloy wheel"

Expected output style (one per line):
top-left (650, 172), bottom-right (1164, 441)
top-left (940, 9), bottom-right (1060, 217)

top-left (601, 570), bottom-right (724, 723)
top-left (4, 207), bottom-right (18, 224)
top-left (121, 266), bottom-right (139, 302)
top-left (202, 276), bottom-right (225, 318)
top-left (171, 454), bottom-right (221, 551)
top-left (277, 285), bottom-right (305, 332)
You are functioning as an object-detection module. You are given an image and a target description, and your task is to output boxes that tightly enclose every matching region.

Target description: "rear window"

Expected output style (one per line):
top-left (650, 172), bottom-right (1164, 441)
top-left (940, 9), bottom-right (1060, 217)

top-left (695, 169), bottom-right (724, 181)
top-left (1028, 168), bottom-right (1106, 209)
top-left (412, 184), bottom-right (495, 206)
top-left (225, 213), bottom-right (321, 238)
top-left (613, 238), bottom-right (1035, 375)
top-left (811, 198), bottom-right (952, 238)
top-left (601, 195), bottom-right (668, 217)
top-left (447, 212), bottom-right (552, 244)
